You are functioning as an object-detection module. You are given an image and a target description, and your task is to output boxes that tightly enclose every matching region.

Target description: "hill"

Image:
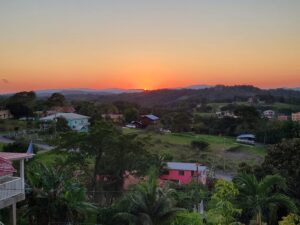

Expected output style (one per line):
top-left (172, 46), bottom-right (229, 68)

top-left (66, 85), bottom-right (300, 107)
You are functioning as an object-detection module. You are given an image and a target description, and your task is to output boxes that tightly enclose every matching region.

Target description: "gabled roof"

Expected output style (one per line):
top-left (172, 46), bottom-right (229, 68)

top-left (166, 162), bottom-right (207, 172)
top-left (0, 152), bottom-right (34, 161)
top-left (40, 113), bottom-right (89, 121)
top-left (142, 114), bottom-right (159, 121)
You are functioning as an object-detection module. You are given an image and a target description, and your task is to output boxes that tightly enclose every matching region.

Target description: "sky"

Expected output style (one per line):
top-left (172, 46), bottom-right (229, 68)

top-left (0, 0), bottom-right (299, 93)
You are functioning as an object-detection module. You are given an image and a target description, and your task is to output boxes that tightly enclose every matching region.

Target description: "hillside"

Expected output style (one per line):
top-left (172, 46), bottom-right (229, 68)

top-left (66, 85), bottom-right (300, 107)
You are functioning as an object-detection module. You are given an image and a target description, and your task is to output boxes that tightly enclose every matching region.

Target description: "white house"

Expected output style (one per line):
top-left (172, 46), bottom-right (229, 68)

top-left (40, 113), bottom-right (90, 132)
top-left (263, 110), bottom-right (275, 119)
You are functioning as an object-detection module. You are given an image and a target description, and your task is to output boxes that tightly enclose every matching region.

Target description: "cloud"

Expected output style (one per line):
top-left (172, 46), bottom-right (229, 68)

top-left (1, 78), bottom-right (9, 84)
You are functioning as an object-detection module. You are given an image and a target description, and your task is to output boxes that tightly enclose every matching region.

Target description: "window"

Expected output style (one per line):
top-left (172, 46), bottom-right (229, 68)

top-left (179, 170), bottom-right (184, 176)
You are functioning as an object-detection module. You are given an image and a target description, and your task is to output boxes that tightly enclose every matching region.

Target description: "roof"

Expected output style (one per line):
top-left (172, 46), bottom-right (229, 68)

top-left (237, 134), bottom-right (255, 139)
top-left (166, 162), bottom-right (207, 171)
top-left (142, 114), bottom-right (159, 121)
top-left (0, 152), bottom-right (34, 161)
top-left (40, 113), bottom-right (89, 121)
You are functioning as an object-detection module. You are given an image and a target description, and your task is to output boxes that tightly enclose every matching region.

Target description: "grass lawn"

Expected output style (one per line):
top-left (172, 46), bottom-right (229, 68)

top-left (123, 128), bottom-right (266, 172)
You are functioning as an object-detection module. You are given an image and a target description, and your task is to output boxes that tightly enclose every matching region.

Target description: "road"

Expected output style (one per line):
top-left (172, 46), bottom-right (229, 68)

top-left (0, 135), bottom-right (55, 152)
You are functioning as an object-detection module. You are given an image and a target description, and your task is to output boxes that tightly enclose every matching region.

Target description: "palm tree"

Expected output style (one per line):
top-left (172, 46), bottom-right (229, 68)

top-left (117, 171), bottom-right (182, 225)
top-left (234, 174), bottom-right (297, 225)
top-left (25, 162), bottom-right (96, 224)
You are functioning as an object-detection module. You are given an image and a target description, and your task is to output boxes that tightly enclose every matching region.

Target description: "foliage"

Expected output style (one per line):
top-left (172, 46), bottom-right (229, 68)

top-left (234, 174), bottom-right (297, 225)
top-left (207, 179), bottom-right (241, 225)
top-left (262, 138), bottom-right (300, 201)
top-left (116, 171), bottom-right (181, 225)
top-left (170, 212), bottom-right (204, 225)
top-left (24, 162), bottom-right (96, 224)
top-left (56, 117), bottom-right (71, 132)
top-left (171, 112), bottom-right (192, 132)
top-left (3, 140), bottom-right (39, 154)
top-left (191, 140), bottom-right (209, 151)
top-left (172, 181), bottom-right (209, 211)
top-left (6, 91), bottom-right (36, 118)
top-left (58, 121), bottom-right (156, 203)
top-left (124, 107), bottom-right (139, 123)
top-left (279, 214), bottom-right (300, 225)
top-left (46, 92), bottom-right (66, 107)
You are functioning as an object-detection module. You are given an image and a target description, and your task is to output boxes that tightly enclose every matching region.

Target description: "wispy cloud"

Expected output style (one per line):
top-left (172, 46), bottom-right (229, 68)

top-left (1, 78), bottom-right (9, 84)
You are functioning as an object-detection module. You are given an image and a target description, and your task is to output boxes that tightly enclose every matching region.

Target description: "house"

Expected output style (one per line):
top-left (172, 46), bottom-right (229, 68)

top-left (292, 112), bottom-right (300, 122)
top-left (102, 114), bottom-right (124, 123)
top-left (139, 114), bottom-right (159, 127)
top-left (216, 111), bottom-right (238, 119)
top-left (46, 106), bottom-right (75, 116)
top-left (0, 152), bottom-right (33, 225)
top-left (40, 113), bottom-right (90, 132)
top-left (277, 115), bottom-right (289, 121)
top-left (263, 110), bottom-right (275, 119)
top-left (160, 162), bottom-right (207, 185)
top-left (0, 110), bottom-right (13, 120)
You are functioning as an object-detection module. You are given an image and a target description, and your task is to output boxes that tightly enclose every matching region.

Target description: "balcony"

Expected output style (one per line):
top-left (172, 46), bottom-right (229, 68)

top-left (0, 176), bottom-right (24, 202)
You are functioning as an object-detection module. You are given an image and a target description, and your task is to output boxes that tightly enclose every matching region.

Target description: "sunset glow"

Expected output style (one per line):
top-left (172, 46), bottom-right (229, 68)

top-left (0, 0), bottom-right (299, 93)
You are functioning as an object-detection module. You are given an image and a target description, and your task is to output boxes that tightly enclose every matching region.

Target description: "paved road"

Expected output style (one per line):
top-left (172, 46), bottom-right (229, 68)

top-left (0, 135), bottom-right (55, 152)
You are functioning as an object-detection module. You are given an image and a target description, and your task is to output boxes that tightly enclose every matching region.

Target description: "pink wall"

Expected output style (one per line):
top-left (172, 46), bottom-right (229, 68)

top-left (160, 169), bottom-right (199, 185)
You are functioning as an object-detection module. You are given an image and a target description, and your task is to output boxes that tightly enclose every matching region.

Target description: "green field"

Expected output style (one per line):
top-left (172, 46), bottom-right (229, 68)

top-left (123, 128), bottom-right (266, 172)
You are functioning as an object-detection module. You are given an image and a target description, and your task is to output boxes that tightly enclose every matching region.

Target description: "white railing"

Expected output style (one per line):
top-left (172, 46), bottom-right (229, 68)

top-left (0, 177), bottom-right (23, 201)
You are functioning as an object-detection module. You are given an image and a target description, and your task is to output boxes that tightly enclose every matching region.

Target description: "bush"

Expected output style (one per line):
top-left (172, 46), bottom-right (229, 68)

top-left (170, 212), bottom-right (204, 225)
top-left (191, 140), bottom-right (209, 151)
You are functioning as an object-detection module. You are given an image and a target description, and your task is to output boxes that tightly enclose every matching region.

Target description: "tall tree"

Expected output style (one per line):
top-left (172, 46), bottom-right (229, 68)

top-left (58, 121), bottom-right (155, 203)
top-left (6, 91), bottom-right (36, 118)
top-left (262, 139), bottom-right (300, 202)
top-left (46, 92), bottom-right (66, 107)
top-left (234, 174), bottom-right (297, 225)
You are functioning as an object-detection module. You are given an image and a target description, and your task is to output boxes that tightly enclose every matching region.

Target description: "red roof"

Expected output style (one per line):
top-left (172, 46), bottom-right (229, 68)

top-left (0, 152), bottom-right (34, 161)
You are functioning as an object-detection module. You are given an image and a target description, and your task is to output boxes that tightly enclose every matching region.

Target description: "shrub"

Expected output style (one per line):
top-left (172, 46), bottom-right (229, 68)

top-left (191, 140), bottom-right (209, 151)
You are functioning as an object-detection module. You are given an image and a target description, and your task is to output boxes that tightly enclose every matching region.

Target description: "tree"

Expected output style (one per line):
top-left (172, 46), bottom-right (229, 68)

top-left (116, 171), bottom-right (181, 225)
top-left (6, 91), bottom-right (36, 118)
top-left (56, 117), bottom-right (71, 132)
top-left (25, 162), bottom-right (96, 224)
top-left (262, 139), bottom-right (300, 201)
top-left (171, 112), bottom-right (192, 132)
top-left (3, 140), bottom-right (39, 154)
top-left (234, 174), bottom-right (297, 225)
top-left (124, 107), bottom-right (139, 123)
top-left (207, 179), bottom-right (241, 225)
top-left (46, 92), bottom-right (66, 107)
top-left (279, 214), bottom-right (300, 225)
top-left (58, 121), bottom-right (155, 203)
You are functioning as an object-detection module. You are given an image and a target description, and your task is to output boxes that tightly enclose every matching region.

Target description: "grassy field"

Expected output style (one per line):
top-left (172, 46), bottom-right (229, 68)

top-left (123, 128), bottom-right (266, 172)
top-left (0, 143), bottom-right (4, 151)
top-left (0, 119), bottom-right (28, 134)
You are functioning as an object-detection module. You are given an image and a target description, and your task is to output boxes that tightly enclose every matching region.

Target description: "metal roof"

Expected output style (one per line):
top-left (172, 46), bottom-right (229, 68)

top-left (166, 162), bottom-right (207, 171)
top-left (0, 152), bottom-right (34, 161)
top-left (237, 134), bottom-right (255, 139)
top-left (40, 113), bottom-right (89, 121)
top-left (143, 114), bottom-right (159, 121)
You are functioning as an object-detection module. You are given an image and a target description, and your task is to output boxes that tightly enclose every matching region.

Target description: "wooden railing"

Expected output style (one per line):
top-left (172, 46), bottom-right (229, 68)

top-left (0, 177), bottom-right (23, 201)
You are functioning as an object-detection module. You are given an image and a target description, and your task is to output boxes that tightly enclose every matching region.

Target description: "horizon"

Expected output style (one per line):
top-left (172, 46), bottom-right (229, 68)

top-left (1, 83), bottom-right (300, 95)
top-left (1, 1), bottom-right (300, 93)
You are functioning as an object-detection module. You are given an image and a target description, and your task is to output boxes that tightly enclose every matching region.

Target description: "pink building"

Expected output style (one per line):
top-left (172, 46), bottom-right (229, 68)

top-left (160, 162), bottom-right (207, 185)
top-left (292, 112), bottom-right (300, 122)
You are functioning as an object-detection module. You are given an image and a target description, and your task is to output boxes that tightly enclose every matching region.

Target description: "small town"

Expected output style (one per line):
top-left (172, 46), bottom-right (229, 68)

top-left (1, 1), bottom-right (300, 225)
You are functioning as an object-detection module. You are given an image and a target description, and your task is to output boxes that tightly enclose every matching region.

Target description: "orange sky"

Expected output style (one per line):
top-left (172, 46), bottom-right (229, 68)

top-left (0, 1), bottom-right (299, 93)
